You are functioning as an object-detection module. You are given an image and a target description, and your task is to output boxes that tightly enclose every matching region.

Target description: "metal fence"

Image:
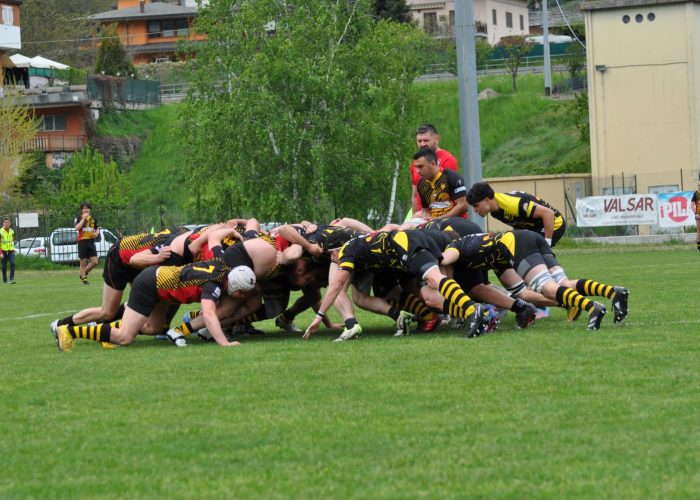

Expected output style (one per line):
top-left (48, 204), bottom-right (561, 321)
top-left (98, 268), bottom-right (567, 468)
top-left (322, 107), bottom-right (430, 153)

top-left (0, 204), bottom-right (190, 264)
top-left (87, 77), bottom-right (161, 106)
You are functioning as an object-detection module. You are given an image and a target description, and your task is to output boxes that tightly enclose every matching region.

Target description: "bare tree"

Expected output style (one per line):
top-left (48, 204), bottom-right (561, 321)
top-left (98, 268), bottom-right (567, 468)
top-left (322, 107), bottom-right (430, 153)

top-left (497, 35), bottom-right (534, 91)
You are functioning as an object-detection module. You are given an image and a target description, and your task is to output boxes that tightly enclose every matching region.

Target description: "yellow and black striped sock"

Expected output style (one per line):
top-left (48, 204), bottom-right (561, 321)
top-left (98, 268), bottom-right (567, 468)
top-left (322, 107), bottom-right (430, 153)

top-left (67, 323), bottom-right (112, 342)
top-left (400, 291), bottom-right (432, 320)
top-left (556, 286), bottom-right (594, 312)
top-left (439, 277), bottom-right (476, 318)
top-left (188, 309), bottom-right (202, 320)
top-left (575, 279), bottom-right (615, 299)
top-left (175, 321), bottom-right (194, 337)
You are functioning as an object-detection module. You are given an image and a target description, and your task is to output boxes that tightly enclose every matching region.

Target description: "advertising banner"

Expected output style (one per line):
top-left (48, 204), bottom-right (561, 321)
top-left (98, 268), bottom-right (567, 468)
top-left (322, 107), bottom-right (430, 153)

top-left (657, 191), bottom-right (695, 227)
top-left (576, 194), bottom-right (658, 226)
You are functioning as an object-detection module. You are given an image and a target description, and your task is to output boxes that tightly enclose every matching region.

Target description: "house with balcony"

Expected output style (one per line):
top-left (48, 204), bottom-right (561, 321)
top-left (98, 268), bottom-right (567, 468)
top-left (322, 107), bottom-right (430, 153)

top-left (0, 0), bottom-right (22, 88)
top-left (89, 0), bottom-right (205, 65)
top-left (22, 88), bottom-right (91, 168)
top-left (406, 0), bottom-right (529, 44)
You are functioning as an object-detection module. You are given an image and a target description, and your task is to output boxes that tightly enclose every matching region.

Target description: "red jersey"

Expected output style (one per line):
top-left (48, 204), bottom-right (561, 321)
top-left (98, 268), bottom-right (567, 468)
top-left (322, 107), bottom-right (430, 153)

top-left (155, 259), bottom-right (230, 304)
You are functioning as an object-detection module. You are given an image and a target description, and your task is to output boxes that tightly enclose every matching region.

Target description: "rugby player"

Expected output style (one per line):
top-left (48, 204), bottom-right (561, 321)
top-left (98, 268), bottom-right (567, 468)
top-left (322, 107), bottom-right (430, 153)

top-left (441, 230), bottom-right (629, 330)
top-left (55, 261), bottom-right (257, 350)
top-left (50, 226), bottom-right (195, 337)
top-left (414, 148), bottom-right (468, 221)
top-left (467, 182), bottom-right (566, 247)
top-left (692, 180), bottom-right (700, 253)
top-left (304, 229), bottom-right (490, 340)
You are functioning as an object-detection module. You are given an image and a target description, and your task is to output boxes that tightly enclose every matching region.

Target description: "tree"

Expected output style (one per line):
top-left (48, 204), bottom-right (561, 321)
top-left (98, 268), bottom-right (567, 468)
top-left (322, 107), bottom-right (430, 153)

top-left (59, 147), bottom-right (130, 209)
top-left (180, 0), bottom-right (428, 223)
top-left (497, 35), bottom-right (534, 91)
top-left (94, 26), bottom-right (136, 77)
top-left (0, 95), bottom-right (39, 197)
top-left (372, 0), bottom-right (412, 23)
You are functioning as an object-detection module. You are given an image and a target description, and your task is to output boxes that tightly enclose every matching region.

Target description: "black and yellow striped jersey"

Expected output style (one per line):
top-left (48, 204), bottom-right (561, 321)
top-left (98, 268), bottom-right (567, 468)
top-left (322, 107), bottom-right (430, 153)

top-left (117, 227), bottom-right (188, 266)
top-left (444, 232), bottom-right (516, 273)
top-left (492, 192), bottom-right (564, 232)
top-left (417, 169), bottom-right (466, 218)
top-left (155, 258), bottom-right (230, 304)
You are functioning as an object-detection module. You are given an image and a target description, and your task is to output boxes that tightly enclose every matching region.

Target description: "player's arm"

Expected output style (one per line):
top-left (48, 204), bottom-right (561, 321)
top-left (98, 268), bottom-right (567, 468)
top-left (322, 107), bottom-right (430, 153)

top-left (201, 298), bottom-right (240, 347)
top-left (129, 246), bottom-right (173, 267)
top-left (276, 244), bottom-right (304, 265)
top-left (303, 268), bottom-right (353, 339)
top-left (332, 217), bottom-right (373, 233)
top-left (276, 224), bottom-right (322, 256)
top-left (441, 247), bottom-right (460, 266)
top-left (74, 216), bottom-right (86, 231)
top-left (434, 197), bottom-right (468, 220)
top-left (531, 204), bottom-right (556, 243)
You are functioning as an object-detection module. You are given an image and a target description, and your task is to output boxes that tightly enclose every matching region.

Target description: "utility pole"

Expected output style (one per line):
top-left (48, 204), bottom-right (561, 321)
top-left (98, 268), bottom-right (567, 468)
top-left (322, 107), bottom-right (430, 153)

top-left (543, 0), bottom-right (552, 96)
top-left (454, 0), bottom-right (484, 227)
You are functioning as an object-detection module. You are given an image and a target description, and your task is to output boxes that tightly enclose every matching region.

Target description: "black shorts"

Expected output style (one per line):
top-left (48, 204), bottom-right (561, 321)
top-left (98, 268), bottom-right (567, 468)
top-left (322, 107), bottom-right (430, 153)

top-left (78, 239), bottom-right (97, 259)
top-left (454, 267), bottom-right (489, 293)
top-left (102, 246), bottom-right (139, 291)
top-left (223, 243), bottom-right (255, 269)
top-left (403, 231), bottom-right (442, 278)
top-left (127, 266), bottom-right (159, 317)
top-left (513, 231), bottom-right (554, 278)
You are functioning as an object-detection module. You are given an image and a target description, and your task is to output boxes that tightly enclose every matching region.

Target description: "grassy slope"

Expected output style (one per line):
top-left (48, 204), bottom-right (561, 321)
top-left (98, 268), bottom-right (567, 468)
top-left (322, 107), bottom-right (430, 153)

top-left (2, 245), bottom-right (700, 497)
top-left (96, 106), bottom-right (189, 225)
top-left (415, 74), bottom-right (589, 177)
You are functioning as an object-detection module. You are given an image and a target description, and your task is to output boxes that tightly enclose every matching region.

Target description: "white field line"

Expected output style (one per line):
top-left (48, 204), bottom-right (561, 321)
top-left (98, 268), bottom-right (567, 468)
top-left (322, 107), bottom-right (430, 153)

top-left (0, 311), bottom-right (76, 322)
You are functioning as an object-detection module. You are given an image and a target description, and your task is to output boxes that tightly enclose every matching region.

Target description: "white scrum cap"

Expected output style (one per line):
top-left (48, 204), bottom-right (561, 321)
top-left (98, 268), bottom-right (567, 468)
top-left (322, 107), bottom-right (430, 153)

top-left (227, 266), bottom-right (256, 294)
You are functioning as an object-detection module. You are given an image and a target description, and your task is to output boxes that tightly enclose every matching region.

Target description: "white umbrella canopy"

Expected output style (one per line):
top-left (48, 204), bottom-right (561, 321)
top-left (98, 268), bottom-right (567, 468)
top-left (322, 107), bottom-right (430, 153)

top-left (8, 54), bottom-right (69, 69)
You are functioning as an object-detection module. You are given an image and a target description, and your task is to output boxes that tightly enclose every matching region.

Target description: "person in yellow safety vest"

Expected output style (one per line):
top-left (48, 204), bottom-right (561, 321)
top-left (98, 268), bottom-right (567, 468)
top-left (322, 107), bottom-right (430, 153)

top-left (0, 217), bottom-right (16, 284)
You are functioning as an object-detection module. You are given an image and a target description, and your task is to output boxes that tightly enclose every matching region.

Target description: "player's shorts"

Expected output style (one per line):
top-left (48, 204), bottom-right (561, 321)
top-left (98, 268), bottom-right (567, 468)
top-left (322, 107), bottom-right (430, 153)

top-left (513, 231), bottom-right (555, 278)
top-left (454, 267), bottom-right (489, 293)
top-left (102, 245), bottom-right (139, 291)
top-left (127, 266), bottom-right (159, 317)
top-left (223, 242), bottom-right (255, 269)
top-left (402, 231), bottom-right (443, 277)
top-left (78, 239), bottom-right (97, 259)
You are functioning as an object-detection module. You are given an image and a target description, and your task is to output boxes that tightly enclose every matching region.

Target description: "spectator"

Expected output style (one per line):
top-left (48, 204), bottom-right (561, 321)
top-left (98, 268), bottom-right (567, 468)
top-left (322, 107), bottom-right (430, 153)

top-left (0, 217), bottom-right (16, 284)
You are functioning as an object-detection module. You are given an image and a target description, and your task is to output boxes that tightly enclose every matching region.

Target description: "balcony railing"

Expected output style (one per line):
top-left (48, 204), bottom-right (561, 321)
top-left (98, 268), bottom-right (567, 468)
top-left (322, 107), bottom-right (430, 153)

top-left (23, 135), bottom-right (87, 152)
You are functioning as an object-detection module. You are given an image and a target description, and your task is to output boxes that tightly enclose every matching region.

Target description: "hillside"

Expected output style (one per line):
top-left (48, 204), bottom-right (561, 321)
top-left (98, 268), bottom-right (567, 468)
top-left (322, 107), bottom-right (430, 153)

top-left (95, 73), bottom-right (589, 216)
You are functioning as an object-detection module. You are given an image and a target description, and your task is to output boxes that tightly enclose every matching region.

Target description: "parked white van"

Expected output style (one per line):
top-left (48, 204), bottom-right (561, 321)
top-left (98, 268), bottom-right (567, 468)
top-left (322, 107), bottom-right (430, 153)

top-left (48, 227), bottom-right (118, 264)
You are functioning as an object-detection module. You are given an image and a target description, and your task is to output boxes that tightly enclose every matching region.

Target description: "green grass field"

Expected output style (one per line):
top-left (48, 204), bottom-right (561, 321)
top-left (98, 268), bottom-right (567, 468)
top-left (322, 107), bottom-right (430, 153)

top-left (2, 244), bottom-right (699, 497)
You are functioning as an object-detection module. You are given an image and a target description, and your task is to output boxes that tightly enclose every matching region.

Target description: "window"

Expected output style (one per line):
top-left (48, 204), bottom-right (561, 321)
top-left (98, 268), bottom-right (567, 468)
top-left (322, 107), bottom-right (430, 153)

top-left (41, 115), bottom-right (67, 132)
top-left (449, 10), bottom-right (455, 26)
top-left (147, 18), bottom-right (190, 38)
top-left (2, 5), bottom-right (13, 25)
top-left (506, 12), bottom-right (513, 28)
top-left (423, 12), bottom-right (438, 34)
top-left (492, 9), bottom-right (497, 25)
top-left (520, 14), bottom-right (524, 30)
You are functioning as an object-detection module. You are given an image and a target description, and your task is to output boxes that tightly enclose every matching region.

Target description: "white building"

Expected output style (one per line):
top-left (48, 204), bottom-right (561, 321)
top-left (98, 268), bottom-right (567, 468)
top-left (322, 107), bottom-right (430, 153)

top-left (406, 0), bottom-right (529, 44)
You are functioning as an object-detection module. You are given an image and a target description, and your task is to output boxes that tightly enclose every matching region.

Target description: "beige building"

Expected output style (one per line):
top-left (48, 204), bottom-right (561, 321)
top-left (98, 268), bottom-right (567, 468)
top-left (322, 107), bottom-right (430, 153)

top-left (406, 0), bottom-right (529, 44)
top-left (582, 0), bottom-right (699, 200)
